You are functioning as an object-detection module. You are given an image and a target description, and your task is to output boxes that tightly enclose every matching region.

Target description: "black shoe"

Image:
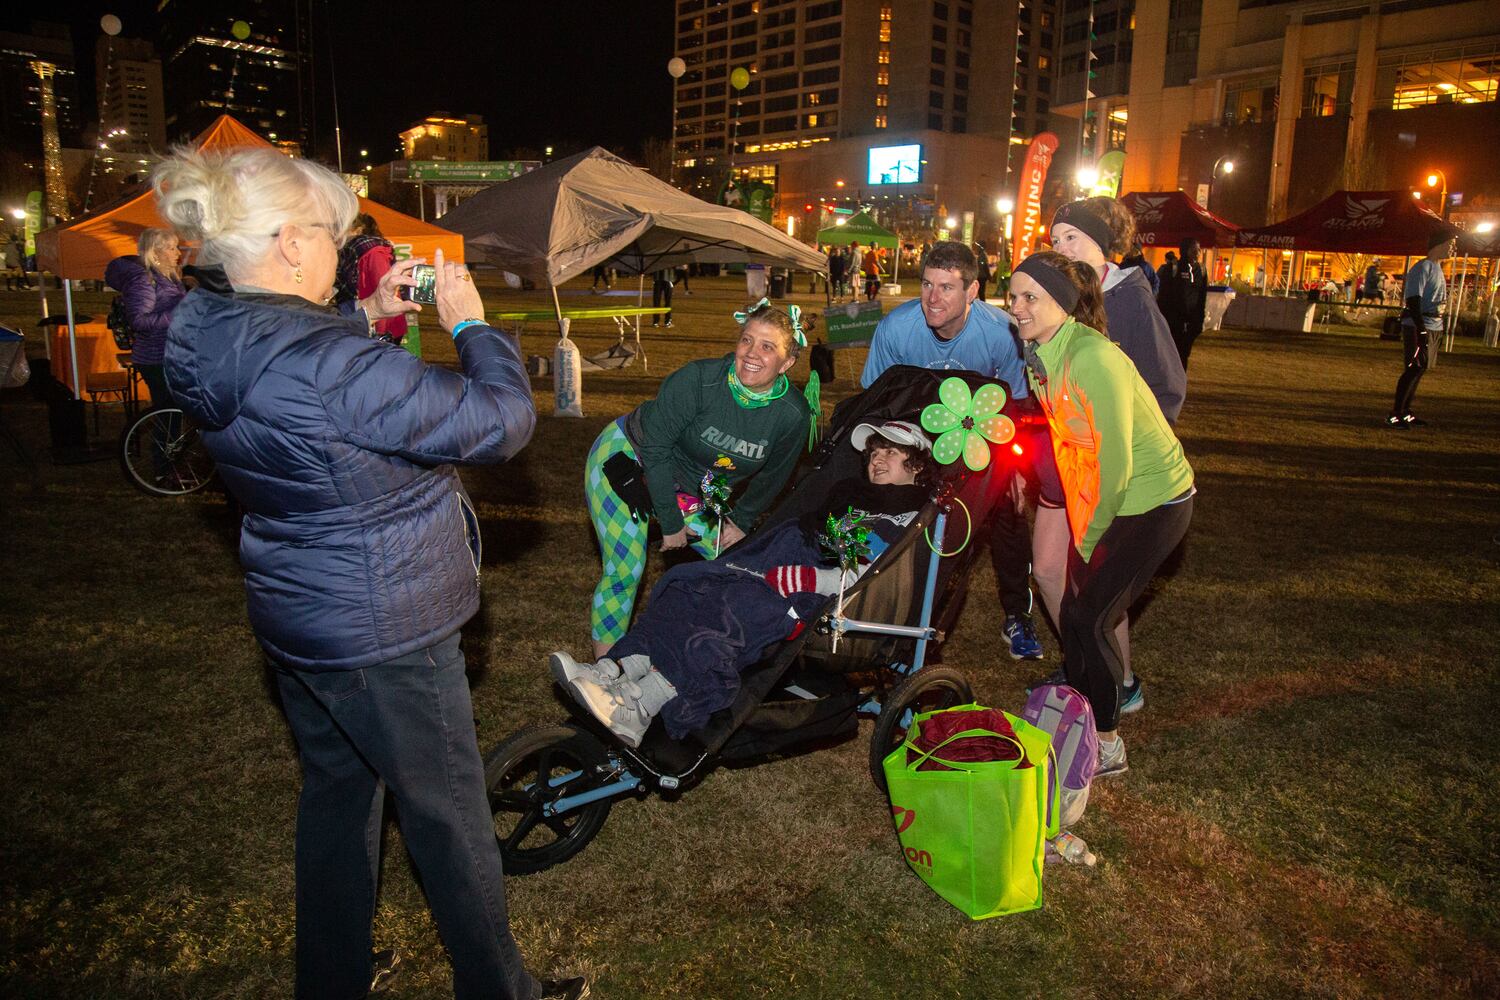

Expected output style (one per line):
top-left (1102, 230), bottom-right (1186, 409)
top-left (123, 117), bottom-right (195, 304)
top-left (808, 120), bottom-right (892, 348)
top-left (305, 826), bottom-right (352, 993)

top-left (1402, 414), bottom-right (1428, 427)
top-left (540, 976), bottom-right (590, 1000)
top-left (1383, 415), bottom-right (1407, 428)
top-left (369, 949), bottom-right (400, 993)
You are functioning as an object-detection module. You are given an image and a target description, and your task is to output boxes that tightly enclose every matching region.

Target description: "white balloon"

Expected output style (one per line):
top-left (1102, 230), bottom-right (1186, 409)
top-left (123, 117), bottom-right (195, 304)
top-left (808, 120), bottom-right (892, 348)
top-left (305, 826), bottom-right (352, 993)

top-left (100, 14), bottom-right (123, 36)
top-left (667, 57), bottom-right (686, 79)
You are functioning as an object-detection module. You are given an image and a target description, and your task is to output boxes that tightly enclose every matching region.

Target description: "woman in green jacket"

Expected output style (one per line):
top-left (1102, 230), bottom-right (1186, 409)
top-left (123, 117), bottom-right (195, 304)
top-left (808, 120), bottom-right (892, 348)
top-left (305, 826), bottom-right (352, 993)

top-left (1009, 251), bottom-right (1195, 776)
top-left (585, 301), bottom-right (813, 657)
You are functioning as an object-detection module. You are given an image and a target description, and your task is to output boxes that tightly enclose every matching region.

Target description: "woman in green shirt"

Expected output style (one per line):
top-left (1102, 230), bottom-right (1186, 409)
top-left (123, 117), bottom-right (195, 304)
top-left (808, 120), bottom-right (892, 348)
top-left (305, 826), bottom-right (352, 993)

top-left (1009, 251), bottom-right (1195, 776)
top-left (585, 301), bottom-right (814, 657)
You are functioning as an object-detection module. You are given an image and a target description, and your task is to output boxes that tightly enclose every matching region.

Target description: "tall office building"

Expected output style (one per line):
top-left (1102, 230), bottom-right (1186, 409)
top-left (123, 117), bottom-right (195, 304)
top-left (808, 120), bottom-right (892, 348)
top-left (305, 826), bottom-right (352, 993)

top-left (1114, 0), bottom-right (1499, 228)
top-left (670, 0), bottom-right (1069, 238)
top-left (0, 21), bottom-right (83, 152)
top-left (158, 0), bottom-right (313, 149)
top-left (96, 36), bottom-right (167, 154)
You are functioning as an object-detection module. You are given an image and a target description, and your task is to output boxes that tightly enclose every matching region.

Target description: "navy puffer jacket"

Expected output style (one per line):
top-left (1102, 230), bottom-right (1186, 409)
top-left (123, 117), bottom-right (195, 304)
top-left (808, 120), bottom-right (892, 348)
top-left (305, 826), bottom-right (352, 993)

top-left (165, 288), bottom-right (535, 671)
top-left (104, 255), bottom-right (187, 365)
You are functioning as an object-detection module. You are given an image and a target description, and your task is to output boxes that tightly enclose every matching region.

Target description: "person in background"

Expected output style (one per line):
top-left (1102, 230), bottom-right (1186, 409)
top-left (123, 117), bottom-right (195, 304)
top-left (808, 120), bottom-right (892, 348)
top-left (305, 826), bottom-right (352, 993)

top-left (862, 246), bottom-right (882, 301)
top-left (105, 228), bottom-right (188, 411)
top-left (335, 213), bottom-right (405, 343)
top-left (829, 244), bottom-right (848, 302)
top-left (1008, 250), bottom-right (1194, 777)
top-left (861, 240), bottom-right (1045, 662)
top-left (652, 266), bottom-right (675, 328)
top-left (585, 301), bottom-right (814, 659)
top-left (676, 263), bottom-right (693, 295)
top-left (1042, 198), bottom-right (1187, 713)
top-left (1387, 232), bottom-right (1453, 428)
top-left (1119, 242), bottom-right (1159, 295)
top-left (154, 145), bottom-right (584, 1000)
top-left (848, 241), bottom-right (864, 289)
top-left (590, 264), bottom-right (612, 293)
top-left (1157, 239), bottom-right (1208, 368)
top-left (976, 245), bottom-right (993, 301)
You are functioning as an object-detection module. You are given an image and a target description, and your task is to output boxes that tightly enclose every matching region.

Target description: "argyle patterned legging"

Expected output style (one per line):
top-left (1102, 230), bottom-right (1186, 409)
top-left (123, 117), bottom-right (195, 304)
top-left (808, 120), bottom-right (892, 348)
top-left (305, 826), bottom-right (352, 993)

top-left (586, 419), bottom-right (718, 647)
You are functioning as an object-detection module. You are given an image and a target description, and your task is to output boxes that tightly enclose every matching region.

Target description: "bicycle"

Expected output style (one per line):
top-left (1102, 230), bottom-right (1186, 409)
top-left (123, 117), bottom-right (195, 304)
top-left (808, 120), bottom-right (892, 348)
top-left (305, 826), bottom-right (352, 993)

top-left (119, 407), bottom-right (216, 496)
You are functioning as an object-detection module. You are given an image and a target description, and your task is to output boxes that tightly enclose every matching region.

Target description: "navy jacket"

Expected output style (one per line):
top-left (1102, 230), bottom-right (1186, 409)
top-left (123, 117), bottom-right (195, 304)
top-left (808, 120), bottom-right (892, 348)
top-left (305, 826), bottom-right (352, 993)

top-left (165, 289), bottom-right (535, 671)
top-left (1104, 265), bottom-right (1187, 424)
top-left (104, 255), bottom-right (187, 366)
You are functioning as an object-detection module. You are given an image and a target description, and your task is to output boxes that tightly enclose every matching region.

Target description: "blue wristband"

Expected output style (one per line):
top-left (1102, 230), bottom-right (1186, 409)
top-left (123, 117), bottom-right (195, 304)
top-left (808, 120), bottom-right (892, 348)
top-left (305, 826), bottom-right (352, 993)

top-left (450, 318), bottom-right (486, 339)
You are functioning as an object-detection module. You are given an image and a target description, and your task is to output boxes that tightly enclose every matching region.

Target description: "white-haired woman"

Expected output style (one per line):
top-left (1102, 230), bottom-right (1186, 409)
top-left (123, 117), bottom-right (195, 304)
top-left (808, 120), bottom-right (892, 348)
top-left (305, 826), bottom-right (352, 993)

top-left (105, 227), bottom-right (187, 409)
top-left (155, 146), bottom-right (583, 1000)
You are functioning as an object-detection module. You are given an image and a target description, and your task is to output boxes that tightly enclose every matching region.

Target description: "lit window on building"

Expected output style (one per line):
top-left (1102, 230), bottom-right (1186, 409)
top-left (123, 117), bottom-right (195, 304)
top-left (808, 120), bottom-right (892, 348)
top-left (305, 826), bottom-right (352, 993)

top-left (875, 113), bottom-right (887, 128)
top-left (877, 68), bottom-right (889, 85)
top-left (1378, 44), bottom-right (1499, 109)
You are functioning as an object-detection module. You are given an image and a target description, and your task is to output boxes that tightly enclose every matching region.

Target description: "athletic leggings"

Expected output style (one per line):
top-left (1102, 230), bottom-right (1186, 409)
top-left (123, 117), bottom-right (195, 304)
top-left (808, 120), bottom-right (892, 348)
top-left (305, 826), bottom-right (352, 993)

top-left (1061, 494), bottom-right (1194, 732)
top-left (1392, 323), bottom-right (1431, 419)
top-left (586, 419), bottom-right (719, 646)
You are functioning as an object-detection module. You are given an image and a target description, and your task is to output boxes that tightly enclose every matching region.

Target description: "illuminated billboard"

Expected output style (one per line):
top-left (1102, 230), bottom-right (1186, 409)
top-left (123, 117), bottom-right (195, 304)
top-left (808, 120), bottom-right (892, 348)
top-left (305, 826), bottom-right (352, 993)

top-left (868, 144), bottom-right (921, 185)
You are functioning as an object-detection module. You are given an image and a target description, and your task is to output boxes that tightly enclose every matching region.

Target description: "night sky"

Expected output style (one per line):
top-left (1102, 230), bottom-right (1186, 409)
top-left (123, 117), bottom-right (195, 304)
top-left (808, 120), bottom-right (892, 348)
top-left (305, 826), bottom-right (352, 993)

top-left (3, 1), bottom-right (675, 163)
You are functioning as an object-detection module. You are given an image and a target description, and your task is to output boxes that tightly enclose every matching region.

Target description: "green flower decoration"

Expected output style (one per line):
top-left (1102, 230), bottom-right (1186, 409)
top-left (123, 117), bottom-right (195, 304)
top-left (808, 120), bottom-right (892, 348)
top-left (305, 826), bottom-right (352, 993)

top-left (920, 377), bottom-right (1016, 471)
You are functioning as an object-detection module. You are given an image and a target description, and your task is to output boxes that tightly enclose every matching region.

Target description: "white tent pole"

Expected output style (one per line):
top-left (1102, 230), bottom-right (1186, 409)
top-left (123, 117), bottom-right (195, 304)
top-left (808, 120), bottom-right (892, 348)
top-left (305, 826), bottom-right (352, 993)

top-left (37, 278), bottom-right (51, 360)
top-left (550, 283), bottom-right (565, 334)
top-left (64, 278), bottom-right (80, 396)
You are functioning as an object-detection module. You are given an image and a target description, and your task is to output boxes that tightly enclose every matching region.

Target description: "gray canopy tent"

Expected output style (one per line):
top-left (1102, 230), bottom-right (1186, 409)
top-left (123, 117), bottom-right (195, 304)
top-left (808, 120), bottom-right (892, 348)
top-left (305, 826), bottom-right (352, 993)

top-left (438, 146), bottom-right (827, 337)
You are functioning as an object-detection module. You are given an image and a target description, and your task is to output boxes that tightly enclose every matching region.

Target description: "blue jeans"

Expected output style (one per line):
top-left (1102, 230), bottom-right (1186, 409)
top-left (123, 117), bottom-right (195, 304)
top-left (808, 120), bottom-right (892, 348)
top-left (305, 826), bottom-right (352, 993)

top-left (275, 635), bottom-right (539, 1000)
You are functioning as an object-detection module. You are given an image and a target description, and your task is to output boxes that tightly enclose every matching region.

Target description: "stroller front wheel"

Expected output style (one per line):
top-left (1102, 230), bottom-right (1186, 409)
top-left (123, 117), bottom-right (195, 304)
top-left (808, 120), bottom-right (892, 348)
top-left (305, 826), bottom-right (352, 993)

top-left (869, 666), bottom-right (974, 791)
top-left (484, 724), bottom-right (615, 875)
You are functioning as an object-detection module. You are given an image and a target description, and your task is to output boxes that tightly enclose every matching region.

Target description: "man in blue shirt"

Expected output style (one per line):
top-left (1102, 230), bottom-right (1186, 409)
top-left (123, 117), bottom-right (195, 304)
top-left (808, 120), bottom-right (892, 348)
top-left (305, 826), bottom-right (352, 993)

top-left (1387, 231), bottom-right (1453, 427)
top-left (861, 241), bottom-right (1045, 660)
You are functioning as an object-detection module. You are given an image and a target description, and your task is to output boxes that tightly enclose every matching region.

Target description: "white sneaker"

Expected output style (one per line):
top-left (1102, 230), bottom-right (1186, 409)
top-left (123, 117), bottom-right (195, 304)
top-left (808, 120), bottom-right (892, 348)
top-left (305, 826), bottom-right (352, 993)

top-left (1096, 735), bottom-right (1128, 778)
top-left (566, 670), bottom-right (676, 748)
top-left (549, 651), bottom-right (619, 688)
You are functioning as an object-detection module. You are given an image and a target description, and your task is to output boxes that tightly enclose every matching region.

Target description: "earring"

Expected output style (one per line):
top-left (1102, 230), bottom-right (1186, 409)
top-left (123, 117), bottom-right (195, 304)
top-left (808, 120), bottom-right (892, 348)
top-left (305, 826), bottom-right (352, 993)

top-left (294, 267), bottom-right (304, 284)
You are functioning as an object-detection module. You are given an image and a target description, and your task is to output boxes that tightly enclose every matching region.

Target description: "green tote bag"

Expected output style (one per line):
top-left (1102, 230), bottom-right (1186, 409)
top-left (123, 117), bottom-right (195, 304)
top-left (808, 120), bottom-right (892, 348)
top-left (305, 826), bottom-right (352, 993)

top-left (882, 704), bottom-right (1060, 919)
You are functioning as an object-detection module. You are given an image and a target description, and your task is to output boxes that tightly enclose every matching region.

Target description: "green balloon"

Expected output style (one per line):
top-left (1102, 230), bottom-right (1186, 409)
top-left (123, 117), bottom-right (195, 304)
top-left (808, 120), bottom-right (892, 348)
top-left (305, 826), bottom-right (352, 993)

top-left (730, 67), bottom-right (750, 91)
top-left (231, 20), bottom-right (251, 40)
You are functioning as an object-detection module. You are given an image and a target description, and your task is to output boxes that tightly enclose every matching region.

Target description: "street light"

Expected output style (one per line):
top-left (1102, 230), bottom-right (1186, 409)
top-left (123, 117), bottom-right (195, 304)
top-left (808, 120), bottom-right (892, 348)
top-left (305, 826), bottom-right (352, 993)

top-left (1075, 165), bottom-right (1100, 191)
top-left (1425, 169), bottom-right (1449, 219)
top-left (996, 196), bottom-right (1015, 214)
top-left (1207, 155), bottom-right (1235, 211)
top-left (9, 208), bottom-right (26, 220)
top-left (1476, 221), bottom-right (1496, 234)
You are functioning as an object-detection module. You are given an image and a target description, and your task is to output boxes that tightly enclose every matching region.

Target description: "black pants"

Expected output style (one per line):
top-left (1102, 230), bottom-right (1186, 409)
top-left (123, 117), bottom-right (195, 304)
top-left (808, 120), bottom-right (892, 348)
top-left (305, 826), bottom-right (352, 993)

top-left (987, 467), bottom-right (1037, 621)
top-left (652, 279), bottom-right (673, 324)
top-left (1171, 320), bottom-right (1204, 369)
top-left (1392, 323), bottom-right (1430, 418)
top-left (1062, 496), bottom-right (1194, 732)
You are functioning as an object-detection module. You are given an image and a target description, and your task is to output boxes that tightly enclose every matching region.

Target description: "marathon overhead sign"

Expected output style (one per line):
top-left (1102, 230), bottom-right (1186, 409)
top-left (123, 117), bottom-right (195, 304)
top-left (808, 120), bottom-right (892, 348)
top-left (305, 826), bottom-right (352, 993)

top-left (399, 160), bottom-right (540, 182)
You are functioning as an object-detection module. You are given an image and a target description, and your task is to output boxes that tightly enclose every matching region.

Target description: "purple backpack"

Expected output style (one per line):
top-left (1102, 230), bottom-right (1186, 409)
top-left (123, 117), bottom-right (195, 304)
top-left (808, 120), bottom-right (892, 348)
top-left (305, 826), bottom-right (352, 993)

top-left (1021, 683), bottom-right (1098, 828)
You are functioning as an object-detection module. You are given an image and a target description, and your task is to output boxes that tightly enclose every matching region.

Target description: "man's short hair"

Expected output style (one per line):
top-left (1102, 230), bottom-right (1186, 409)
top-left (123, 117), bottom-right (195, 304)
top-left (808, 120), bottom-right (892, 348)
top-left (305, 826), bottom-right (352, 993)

top-left (920, 240), bottom-right (978, 285)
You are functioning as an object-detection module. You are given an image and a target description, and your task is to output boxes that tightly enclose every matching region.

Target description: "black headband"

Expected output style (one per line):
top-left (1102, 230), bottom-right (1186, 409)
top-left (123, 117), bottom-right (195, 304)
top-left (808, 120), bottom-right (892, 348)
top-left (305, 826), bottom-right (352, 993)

top-left (1014, 255), bottom-right (1081, 314)
top-left (1051, 201), bottom-right (1115, 257)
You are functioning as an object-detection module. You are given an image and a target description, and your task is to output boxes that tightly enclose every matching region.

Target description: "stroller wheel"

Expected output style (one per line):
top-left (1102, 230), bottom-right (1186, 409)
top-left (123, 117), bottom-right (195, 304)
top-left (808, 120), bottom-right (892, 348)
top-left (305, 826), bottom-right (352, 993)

top-left (868, 667), bottom-right (974, 792)
top-left (484, 724), bottom-right (614, 875)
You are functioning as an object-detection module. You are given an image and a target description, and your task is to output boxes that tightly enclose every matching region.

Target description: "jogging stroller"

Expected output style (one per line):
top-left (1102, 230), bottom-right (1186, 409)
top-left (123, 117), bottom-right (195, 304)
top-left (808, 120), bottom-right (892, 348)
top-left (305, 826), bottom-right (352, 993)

top-left (484, 365), bottom-right (1038, 874)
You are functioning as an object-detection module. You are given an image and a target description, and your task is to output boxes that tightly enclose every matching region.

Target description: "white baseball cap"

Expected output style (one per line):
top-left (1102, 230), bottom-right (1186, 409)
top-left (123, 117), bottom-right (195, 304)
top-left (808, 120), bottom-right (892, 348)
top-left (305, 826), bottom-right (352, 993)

top-left (850, 419), bottom-right (932, 453)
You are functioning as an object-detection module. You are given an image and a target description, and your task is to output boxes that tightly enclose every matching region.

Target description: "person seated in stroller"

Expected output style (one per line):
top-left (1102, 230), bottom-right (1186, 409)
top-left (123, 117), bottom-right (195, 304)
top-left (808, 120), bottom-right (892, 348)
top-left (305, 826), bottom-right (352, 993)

top-left (551, 420), bottom-right (938, 747)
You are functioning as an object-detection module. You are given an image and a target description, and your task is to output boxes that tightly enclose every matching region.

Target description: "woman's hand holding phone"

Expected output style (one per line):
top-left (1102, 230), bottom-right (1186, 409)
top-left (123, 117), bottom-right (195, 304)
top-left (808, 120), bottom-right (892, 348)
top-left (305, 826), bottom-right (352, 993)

top-left (360, 257), bottom-right (424, 321)
top-left (434, 248), bottom-right (486, 334)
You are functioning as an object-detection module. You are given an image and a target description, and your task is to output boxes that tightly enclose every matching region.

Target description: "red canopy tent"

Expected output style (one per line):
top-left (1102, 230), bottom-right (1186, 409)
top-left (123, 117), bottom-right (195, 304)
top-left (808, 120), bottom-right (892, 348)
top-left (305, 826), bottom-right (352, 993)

top-left (1120, 191), bottom-right (1240, 249)
top-left (36, 115), bottom-right (463, 393)
top-left (1232, 190), bottom-right (1459, 254)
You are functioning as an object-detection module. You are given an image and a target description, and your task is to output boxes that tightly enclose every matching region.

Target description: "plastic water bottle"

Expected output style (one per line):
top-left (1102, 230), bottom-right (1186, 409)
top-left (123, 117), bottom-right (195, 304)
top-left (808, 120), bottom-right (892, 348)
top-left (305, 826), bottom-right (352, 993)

top-left (1047, 831), bottom-right (1097, 867)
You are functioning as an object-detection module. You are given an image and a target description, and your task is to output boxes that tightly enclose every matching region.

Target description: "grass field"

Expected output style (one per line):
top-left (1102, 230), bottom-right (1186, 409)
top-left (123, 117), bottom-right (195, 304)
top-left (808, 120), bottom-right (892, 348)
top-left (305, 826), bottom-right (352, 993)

top-left (2, 275), bottom-right (1498, 999)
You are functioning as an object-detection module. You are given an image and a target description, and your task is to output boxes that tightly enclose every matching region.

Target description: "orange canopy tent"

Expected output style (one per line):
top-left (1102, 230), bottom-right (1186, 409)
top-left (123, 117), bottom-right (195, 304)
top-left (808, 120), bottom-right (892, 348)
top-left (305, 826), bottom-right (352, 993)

top-left (36, 114), bottom-right (463, 279)
top-left (36, 115), bottom-right (461, 395)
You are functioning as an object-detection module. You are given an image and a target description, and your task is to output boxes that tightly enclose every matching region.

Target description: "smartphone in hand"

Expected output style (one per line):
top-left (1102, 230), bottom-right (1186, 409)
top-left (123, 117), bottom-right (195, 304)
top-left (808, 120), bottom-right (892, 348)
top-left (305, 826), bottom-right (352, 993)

top-left (398, 264), bottom-right (438, 305)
